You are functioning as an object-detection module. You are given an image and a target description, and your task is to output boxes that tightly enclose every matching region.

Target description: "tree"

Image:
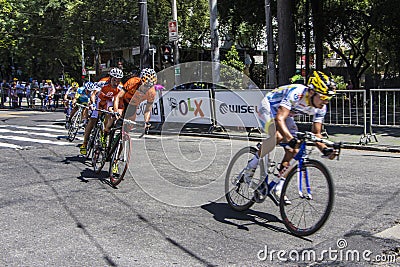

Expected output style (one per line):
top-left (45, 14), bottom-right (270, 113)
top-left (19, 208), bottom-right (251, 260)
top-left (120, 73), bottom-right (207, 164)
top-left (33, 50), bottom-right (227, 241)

top-left (323, 0), bottom-right (373, 88)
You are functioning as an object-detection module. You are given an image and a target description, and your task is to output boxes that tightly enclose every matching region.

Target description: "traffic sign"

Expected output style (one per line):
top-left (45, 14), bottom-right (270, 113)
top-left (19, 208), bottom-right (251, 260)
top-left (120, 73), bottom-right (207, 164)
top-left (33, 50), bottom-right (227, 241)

top-left (168, 20), bottom-right (178, 42)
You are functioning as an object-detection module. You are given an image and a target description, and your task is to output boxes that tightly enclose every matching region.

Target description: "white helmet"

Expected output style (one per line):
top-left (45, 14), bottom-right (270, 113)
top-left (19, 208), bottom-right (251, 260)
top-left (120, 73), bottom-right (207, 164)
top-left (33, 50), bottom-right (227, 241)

top-left (109, 67), bottom-right (123, 79)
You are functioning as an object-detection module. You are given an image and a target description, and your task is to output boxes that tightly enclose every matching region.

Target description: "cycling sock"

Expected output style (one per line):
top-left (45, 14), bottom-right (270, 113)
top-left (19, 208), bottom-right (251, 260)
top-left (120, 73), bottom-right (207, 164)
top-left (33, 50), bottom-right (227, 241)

top-left (274, 178), bottom-right (285, 192)
top-left (247, 154), bottom-right (259, 169)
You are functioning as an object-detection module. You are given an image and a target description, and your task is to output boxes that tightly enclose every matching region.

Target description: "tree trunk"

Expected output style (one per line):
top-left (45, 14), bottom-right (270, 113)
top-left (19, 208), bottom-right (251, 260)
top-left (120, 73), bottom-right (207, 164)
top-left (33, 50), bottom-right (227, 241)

top-left (311, 0), bottom-right (324, 71)
top-left (277, 0), bottom-right (296, 85)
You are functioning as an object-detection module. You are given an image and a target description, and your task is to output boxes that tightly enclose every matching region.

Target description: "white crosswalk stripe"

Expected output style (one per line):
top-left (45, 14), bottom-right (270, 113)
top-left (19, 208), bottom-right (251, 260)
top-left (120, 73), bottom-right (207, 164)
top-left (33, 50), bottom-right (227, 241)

top-left (0, 123), bottom-right (83, 149)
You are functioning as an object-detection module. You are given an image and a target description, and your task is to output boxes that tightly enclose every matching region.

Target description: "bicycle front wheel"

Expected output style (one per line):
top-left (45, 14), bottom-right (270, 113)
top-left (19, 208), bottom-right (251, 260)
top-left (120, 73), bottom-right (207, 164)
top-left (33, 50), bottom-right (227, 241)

top-left (109, 133), bottom-right (131, 186)
top-left (225, 146), bottom-right (265, 211)
top-left (86, 126), bottom-right (99, 160)
top-left (280, 159), bottom-right (334, 236)
top-left (67, 111), bottom-right (81, 142)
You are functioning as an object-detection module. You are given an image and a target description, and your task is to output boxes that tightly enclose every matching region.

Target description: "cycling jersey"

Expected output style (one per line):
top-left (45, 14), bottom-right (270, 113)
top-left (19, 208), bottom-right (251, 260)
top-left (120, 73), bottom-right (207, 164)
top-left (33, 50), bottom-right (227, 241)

top-left (258, 84), bottom-right (326, 135)
top-left (65, 87), bottom-right (77, 99)
top-left (122, 77), bottom-right (141, 102)
top-left (75, 87), bottom-right (90, 104)
top-left (263, 84), bottom-right (326, 123)
top-left (96, 78), bottom-right (123, 101)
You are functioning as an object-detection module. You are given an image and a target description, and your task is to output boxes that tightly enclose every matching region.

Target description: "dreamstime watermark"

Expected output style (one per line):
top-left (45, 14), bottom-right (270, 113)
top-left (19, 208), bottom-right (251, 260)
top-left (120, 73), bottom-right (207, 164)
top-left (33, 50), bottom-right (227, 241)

top-left (257, 239), bottom-right (398, 264)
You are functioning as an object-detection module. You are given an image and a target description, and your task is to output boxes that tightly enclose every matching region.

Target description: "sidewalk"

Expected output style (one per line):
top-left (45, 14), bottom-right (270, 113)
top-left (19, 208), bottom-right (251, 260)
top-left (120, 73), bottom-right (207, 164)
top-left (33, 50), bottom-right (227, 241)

top-left (323, 125), bottom-right (400, 152)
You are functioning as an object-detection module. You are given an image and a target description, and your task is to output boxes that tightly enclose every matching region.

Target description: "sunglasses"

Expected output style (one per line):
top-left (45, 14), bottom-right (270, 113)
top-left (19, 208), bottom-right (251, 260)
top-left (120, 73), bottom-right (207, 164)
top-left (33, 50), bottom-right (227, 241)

top-left (319, 93), bottom-right (333, 101)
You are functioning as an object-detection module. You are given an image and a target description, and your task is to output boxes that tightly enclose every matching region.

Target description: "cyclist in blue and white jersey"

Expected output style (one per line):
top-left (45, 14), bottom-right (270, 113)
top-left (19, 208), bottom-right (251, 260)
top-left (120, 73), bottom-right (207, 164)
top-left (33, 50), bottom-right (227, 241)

top-left (244, 71), bottom-right (339, 203)
top-left (67, 82), bottom-right (93, 127)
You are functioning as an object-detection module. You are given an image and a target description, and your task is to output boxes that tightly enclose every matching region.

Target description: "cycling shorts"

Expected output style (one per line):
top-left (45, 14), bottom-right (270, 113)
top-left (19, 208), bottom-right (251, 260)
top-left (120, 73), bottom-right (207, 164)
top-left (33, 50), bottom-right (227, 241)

top-left (257, 97), bottom-right (298, 136)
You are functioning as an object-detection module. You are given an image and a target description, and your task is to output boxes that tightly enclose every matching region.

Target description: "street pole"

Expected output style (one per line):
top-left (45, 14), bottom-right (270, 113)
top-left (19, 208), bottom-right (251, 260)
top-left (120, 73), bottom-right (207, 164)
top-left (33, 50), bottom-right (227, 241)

top-left (172, 0), bottom-right (179, 65)
top-left (265, 0), bottom-right (276, 88)
top-left (81, 38), bottom-right (85, 79)
top-left (209, 0), bottom-right (220, 86)
top-left (305, 0), bottom-right (310, 79)
top-left (139, 0), bottom-right (150, 68)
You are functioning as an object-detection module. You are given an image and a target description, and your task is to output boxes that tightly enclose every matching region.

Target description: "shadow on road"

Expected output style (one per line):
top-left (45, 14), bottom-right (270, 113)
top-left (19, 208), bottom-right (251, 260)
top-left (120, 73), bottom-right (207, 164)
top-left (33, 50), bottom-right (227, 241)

top-left (61, 155), bottom-right (87, 165)
top-left (201, 202), bottom-right (310, 240)
top-left (77, 168), bottom-right (109, 184)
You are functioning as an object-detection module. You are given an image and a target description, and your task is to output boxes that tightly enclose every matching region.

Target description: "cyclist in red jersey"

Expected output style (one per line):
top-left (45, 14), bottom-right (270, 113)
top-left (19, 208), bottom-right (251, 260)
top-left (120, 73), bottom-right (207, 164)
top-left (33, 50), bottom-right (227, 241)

top-left (80, 68), bottom-right (123, 155)
top-left (113, 68), bottom-right (157, 130)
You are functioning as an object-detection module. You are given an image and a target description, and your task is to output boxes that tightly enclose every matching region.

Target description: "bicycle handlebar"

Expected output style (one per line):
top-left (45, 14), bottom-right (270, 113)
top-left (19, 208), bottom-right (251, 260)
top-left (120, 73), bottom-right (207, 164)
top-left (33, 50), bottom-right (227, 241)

top-left (95, 109), bottom-right (115, 115)
top-left (296, 131), bottom-right (342, 160)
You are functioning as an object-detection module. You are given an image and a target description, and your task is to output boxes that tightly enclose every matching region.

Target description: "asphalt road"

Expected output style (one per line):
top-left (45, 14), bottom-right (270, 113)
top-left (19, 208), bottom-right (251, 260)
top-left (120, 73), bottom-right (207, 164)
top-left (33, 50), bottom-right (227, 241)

top-left (0, 110), bottom-right (399, 266)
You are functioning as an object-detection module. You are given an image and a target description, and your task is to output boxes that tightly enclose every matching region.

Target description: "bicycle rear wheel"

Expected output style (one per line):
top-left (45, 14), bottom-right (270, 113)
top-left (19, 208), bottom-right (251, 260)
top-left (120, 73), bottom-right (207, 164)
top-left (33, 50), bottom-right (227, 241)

top-left (91, 136), bottom-right (106, 173)
top-left (109, 133), bottom-right (131, 186)
top-left (279, 159), bottom-right (334, 236)
top-left (225, 146), bottom-right (265, 211)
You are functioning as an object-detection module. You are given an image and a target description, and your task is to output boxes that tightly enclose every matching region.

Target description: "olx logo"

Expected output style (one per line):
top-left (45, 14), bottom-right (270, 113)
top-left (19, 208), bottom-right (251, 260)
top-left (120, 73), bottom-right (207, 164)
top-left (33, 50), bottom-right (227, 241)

top-left (168, 97), bottom-right (204, 117)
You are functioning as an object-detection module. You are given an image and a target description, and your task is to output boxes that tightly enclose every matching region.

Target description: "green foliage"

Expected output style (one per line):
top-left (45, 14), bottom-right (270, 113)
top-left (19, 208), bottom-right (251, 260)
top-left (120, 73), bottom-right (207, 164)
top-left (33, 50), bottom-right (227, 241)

top-left (221, 45), bottom-right (245, 71)
top-left (332, 75), bottom-right (346, 90)
top-left (219, 45), bottom-right (246, 89)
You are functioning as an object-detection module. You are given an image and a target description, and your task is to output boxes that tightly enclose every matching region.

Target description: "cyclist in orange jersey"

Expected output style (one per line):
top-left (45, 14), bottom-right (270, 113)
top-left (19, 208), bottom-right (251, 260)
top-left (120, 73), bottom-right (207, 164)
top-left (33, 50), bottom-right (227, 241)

top-left (80, 68), bottom-right (123, 155)
top-left (113, 68), bottom-right (157, 131)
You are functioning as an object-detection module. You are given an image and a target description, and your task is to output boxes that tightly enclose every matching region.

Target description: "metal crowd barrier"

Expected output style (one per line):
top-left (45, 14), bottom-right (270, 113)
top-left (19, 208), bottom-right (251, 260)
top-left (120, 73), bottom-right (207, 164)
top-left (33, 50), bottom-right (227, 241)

top-left (141, 88), bottom-right (400, 145)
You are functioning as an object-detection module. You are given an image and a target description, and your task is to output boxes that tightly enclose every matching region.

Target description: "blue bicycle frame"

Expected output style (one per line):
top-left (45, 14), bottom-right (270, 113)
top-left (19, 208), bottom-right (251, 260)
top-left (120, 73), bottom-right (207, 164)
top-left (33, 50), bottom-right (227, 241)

top-left (261, 140), bottom-right (311, 204)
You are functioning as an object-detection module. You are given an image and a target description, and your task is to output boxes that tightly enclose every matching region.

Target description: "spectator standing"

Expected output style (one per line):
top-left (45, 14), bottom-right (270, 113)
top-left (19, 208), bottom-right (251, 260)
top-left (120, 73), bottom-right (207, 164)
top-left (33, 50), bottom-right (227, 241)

top-left (25, 82), bottom-right (32, 108)
top-left (1, 79), bottom-right (10, 108)
top-left (16, 80), bottom-right (25, 108)
top-left (10, 81), bottom-right (18, 108)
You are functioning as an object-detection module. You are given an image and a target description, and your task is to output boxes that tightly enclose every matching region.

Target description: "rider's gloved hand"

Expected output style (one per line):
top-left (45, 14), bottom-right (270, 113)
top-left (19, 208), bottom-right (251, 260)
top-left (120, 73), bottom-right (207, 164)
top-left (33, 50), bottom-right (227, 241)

top-left (90, 103), bottom-right (96, 110)
top-left (144, 122), bottom-right (151, 129)
top-left (322, 147), bottom-right (337, 160)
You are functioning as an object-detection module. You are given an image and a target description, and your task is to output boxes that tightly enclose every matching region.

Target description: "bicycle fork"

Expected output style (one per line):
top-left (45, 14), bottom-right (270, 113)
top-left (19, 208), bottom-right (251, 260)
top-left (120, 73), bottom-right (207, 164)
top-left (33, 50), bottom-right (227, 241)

top-left (297, 160), bottom-right (312, 200)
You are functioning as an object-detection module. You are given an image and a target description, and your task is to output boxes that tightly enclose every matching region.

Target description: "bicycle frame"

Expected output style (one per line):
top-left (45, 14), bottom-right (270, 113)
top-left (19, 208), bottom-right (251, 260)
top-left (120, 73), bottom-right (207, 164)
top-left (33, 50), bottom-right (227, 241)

top-left (260, 135), bottom-right (333, 205)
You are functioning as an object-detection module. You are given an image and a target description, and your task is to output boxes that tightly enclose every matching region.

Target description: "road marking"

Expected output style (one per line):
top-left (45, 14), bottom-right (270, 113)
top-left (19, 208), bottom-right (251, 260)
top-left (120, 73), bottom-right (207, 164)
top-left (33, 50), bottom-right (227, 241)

top-left (0, 124), bottom-right (66, 133)
top-left (0, 135), bottom-right (74, 146)
top-left (0, 128), bottom-right (83, 141)
top-left (0, 141), bottom-right (24, 149)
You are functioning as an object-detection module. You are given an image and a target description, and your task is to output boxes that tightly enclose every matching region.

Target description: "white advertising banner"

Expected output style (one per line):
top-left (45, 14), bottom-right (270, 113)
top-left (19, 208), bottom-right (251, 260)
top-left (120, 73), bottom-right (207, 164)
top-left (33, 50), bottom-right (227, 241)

top-left (134, 91), bottom-right (162, 122)
top-left (215, 90), bottom-right (268, 127)
top-left (162, 90), bottom-right (212, 124)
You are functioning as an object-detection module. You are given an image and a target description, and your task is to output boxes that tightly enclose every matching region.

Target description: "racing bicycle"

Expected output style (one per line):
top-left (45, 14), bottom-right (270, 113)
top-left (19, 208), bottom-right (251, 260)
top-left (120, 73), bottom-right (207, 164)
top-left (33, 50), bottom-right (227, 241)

top-left (225, 131), bottom-right (342, 236)
top-left (91, 110), bottom-right (148, 186)
top-left (67, 103), bottom-right (87, 142)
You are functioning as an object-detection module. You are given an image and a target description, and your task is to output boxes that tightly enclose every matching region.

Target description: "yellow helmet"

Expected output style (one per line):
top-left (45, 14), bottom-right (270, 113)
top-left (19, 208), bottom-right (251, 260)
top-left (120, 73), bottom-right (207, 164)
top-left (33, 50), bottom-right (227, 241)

top-left (71, 82), bottom-right (79, 88)
top-left (308, 71), bottom-right (336, 96)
